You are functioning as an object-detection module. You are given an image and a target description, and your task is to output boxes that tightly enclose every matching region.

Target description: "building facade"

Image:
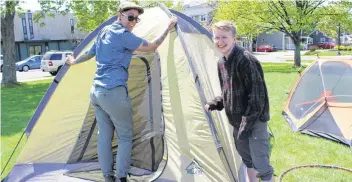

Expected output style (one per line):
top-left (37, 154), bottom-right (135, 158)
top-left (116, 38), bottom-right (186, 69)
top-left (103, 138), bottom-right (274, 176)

top-left (183, 2), bottom-right (216, 27)
top-left (309, 30), bottom-right (336, 45)
top-left (256, 30), bottom-right (313, 51)
top-left (10, 11), bottom-right (88, 62)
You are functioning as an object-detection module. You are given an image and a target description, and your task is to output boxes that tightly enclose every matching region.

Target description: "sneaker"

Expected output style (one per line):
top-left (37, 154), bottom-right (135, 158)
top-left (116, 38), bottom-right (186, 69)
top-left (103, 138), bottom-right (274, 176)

top-left (104, 175), bottom-right (116, 182)
top-left (115, 177), bottom-right (127, 182)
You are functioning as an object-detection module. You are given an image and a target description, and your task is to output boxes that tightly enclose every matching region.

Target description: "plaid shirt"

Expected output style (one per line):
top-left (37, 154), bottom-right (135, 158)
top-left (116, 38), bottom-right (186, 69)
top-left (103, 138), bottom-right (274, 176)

top-left (210, 45), bottom-right (270, 129)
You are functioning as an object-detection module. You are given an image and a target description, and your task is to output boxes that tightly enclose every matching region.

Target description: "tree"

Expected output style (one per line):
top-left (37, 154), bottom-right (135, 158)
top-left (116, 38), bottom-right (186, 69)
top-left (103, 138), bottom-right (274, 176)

top-left (317, 1), bottom-right (352, 47)
top-left (214, 0), bottom-right (330, 67)
top-left (133, 0), bottom-right (184, 12)
top-left (35, 0), bottom-right (183, 34)
top-left (35, 0), bottom-right (119, 33)
top-left (213, 1), bottom-right (264, 52)
top-left (1, 1), bottom-right (19, 85)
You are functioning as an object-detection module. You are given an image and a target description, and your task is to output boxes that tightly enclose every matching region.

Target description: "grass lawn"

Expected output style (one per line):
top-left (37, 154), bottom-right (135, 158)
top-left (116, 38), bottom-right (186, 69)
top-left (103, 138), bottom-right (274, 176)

top-left (265, 73), bottom-right (352, 181)
top-left (304, 50), bottom-right (352, 56)
top-left (261, 62), bottom-right (307, 73)
top-left (1, 64), bottom-right (352, 181)
top-left (284, 60), bottom-right (315, 64)
top-left (1, 79), bottom-right (53, 179)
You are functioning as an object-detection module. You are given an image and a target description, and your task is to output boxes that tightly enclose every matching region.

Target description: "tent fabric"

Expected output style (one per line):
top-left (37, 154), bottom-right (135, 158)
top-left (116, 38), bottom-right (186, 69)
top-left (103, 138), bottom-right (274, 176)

top-left (283, 59), bottom-right (352, 146)
top-left (5, 5), bottom-right (245, 182)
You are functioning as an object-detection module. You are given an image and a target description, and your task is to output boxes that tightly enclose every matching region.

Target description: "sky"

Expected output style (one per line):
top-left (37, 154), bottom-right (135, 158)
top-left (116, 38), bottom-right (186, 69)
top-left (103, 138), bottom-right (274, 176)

top-left (18, 0), bottom-right (206, 11)
top-left (19, 0), bottom-right (42, 11)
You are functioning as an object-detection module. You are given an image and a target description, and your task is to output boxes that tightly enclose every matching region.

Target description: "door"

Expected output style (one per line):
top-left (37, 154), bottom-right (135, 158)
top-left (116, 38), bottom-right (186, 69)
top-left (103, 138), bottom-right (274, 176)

top-left (32, 56), bottom-right (42, 69)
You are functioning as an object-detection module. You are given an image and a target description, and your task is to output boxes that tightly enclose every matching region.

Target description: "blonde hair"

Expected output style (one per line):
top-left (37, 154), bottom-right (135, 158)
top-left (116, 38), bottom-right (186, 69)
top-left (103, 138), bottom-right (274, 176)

top-left (212, 20), bottom-right (236, 37)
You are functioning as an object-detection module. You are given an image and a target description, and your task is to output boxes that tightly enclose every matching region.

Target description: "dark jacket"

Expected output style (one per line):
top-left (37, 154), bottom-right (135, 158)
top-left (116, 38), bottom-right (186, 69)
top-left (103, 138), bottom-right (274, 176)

top-left (207, 45), bottom-right (270, 139)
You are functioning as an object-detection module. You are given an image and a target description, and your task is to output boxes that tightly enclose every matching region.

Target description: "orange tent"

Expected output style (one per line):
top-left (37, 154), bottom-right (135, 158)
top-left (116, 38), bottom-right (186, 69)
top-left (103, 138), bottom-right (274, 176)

top-left (283, 59), bottom-right (352, 147)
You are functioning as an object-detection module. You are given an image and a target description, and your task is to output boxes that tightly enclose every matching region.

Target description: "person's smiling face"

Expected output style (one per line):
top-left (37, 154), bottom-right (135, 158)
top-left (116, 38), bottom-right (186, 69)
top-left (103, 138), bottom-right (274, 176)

top-left (213, 28), bottom-right (236, 57)
top-left (119, 9), bottom-right (140, 31)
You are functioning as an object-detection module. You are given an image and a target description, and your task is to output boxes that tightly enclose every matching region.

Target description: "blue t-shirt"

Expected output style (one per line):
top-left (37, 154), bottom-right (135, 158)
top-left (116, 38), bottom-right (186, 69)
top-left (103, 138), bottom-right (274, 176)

top-left (87, 21), bottom-right (144, 89)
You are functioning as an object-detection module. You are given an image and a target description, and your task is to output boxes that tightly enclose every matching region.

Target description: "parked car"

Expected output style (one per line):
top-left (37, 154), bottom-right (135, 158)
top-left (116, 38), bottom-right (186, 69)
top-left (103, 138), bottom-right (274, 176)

top-left (257, 45), bottom-right (274, 52)
top-left (317, 42), bottom-right (336, 49)
top-left (16, 55), bottom-right (43, 72)
top-left (41, 51), bottom-right (73, 76)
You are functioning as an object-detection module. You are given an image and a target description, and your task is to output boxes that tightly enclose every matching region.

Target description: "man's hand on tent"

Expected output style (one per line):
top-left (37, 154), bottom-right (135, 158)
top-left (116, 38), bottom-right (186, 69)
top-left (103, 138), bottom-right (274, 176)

top-left (168, 16), bottom-right (177, 31)
top-left (66, 52), bottom-right (94, 65)
top-left (204, 104), bottom-right (211, 112)
top-left (205, 96), bottom-right (224, 112)
top-left (66, 55), bottom-right (75, 65)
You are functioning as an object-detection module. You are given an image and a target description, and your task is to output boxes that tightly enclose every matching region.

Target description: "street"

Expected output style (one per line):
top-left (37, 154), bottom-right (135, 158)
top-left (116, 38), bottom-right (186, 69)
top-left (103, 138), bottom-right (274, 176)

top-left (253, 50), bottom-right (316, 62)
top-left (253, 50), bottom-right (352, 62)
top-left (1, 51), bottom-right (351, 83)
top-left (0, 69), bottom-right (53, 83)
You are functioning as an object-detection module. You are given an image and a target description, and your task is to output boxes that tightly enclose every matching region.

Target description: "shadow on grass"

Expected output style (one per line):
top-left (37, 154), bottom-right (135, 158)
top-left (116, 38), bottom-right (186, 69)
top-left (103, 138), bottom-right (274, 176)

top-left (1, 80), bottom-right (52, 136)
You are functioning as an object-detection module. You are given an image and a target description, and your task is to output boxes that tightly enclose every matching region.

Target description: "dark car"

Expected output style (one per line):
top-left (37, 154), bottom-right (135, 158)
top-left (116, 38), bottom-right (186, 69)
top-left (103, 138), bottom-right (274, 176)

top-left (16, 55), bottom-right (43, 72)
top-left (317, 42), bottom-right (336, 49)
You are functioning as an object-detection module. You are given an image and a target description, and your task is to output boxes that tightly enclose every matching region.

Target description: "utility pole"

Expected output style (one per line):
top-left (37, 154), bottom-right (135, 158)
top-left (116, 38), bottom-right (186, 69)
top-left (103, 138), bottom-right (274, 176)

top-left (337, 23), bottom-right (341, 56)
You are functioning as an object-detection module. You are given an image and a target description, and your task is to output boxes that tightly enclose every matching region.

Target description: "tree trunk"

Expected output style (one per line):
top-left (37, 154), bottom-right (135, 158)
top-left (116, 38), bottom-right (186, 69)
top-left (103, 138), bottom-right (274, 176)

top-left (1, 2), bottom-right (18, 85)
top-left (294, 42), bottom-right (301, 67)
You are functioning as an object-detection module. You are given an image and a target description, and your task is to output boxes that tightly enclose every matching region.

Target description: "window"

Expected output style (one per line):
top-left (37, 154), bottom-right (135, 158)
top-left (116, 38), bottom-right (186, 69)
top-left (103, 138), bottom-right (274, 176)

top-left (200, 15), bottom-right (206, 22)
top-left (70, 19), bottom-right (75, 33)
top-left (50, 54), bottom-right (62, 60)
top-left (320, 37), bottom-right (326, 43)
top-left (22, 19), bottom-right (27, 33)
top-left (29, 45), bottom-right (42, 56)
top-left (308, 38), bottom-right (313, 44)
top-left (192, 15), bottom-right (200, 22)
top-left (28, 13), bottom-right (34, 39)
top-left (21, 13), bottom-right (28, 40)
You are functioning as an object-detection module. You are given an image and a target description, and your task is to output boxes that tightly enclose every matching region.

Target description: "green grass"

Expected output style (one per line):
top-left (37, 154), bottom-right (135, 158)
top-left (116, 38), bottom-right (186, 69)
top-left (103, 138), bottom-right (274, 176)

top-left (261, 62), bottom-right (307, 73)
top-left (265, 73), bottom-right (352, 181)
top-left (304, 50), bottom-right (352, 56)
top-left (1, 65), bottom-right (352, 181)
top-left (1, 79), bottom-right (53, 179)
top-left (284, 60), bottom-right (315, 64)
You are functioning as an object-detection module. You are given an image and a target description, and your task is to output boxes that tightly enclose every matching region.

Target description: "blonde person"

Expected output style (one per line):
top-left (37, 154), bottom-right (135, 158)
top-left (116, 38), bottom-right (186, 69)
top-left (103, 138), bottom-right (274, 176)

top-left (205, 21), bottom-right (274, 182)
top-left (66, 2), bottom-right (177, 182)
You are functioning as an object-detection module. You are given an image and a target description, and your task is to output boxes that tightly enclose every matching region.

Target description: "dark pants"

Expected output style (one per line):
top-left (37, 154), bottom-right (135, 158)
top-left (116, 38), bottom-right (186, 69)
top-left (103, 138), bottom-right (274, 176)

top-left (233, 121), bottom-right (274, 181)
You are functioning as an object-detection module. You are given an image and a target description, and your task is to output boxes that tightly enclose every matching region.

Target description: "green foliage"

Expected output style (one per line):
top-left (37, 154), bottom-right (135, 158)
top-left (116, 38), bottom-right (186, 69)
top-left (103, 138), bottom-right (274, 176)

top-left (317, 1), bottom-right (352, 39)
top-left (213, 1), bottom-right (263, 40)
top-left (134, 0), bottom-right (184, 12)
top-left (33, 0), bottom-right (183, 33)
top-left (0, 1), bottom-right (19, 17)
top-left (33, 0), bottom-right (70, 28)
top-left (70, 1), bottom-right (120, 32)
top-left (34, 0), bottom-right (119, 32)
top-left (213, 0), bottom-right (326, 43)
top-left (212, 0), bottom-right (350, 67)
top-left (334, 45), bottom-right (352, 51)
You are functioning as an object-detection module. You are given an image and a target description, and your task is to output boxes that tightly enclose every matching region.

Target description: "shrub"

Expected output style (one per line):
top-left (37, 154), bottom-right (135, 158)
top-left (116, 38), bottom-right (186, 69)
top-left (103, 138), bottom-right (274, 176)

top-left (334, 45), bottom-right (345, 50)
top-left (308, 45), bottom-right (319, 51)
top-left (345, 46), bottom-right (352, 51)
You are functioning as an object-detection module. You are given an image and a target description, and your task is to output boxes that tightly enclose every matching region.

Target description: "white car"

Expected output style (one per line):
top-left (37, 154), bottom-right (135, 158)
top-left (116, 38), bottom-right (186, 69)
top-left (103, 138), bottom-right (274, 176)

top-left (41, 51), bottom-right (72, 76)
top-left (1, 54), bottom-right (3, 72)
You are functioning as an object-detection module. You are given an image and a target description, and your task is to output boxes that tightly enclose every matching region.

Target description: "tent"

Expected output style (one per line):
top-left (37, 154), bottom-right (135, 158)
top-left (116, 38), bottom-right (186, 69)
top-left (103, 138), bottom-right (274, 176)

top-left (4, 5), bottom-right (247, 182)
top-left (283, 59), bottom-right (352, 147)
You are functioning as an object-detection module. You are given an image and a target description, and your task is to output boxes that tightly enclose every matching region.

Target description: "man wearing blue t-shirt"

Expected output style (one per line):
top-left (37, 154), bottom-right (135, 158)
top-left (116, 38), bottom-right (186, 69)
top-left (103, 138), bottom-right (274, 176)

top-left (66, 2), bottom-right (177, 182)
